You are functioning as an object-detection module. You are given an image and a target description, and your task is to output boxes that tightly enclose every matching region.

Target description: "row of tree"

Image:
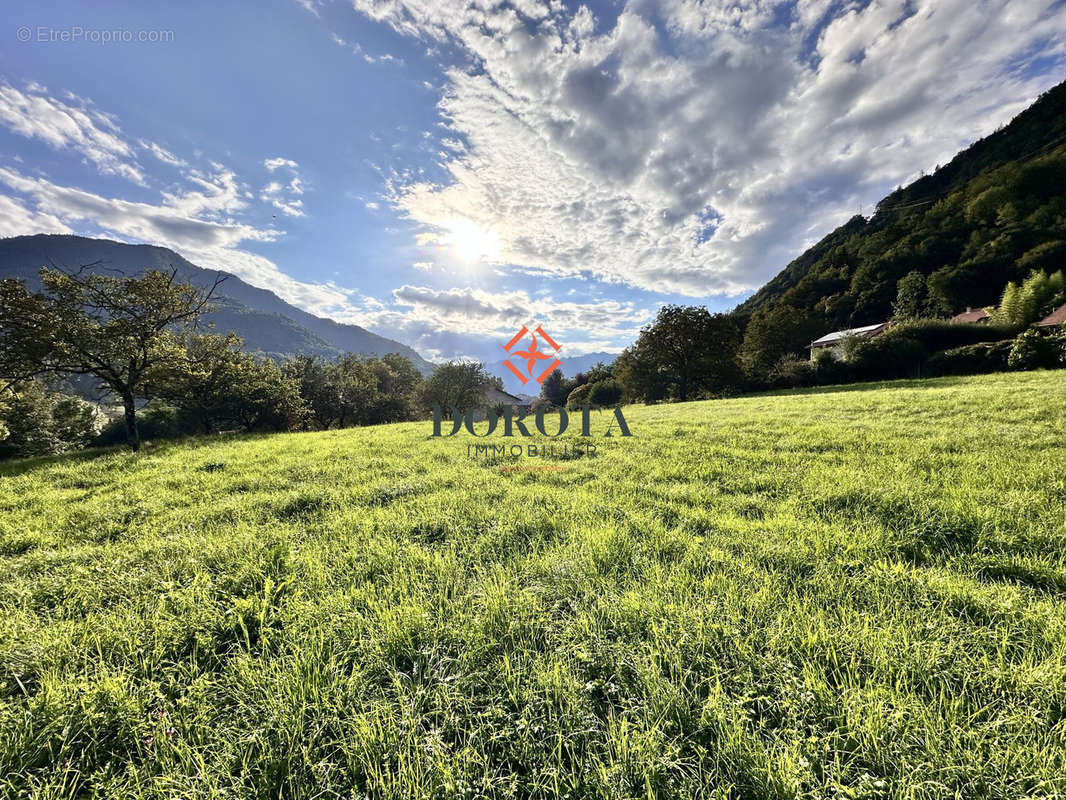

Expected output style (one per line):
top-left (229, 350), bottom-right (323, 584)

top-left (537, 265), bottom-right (1066, 406)
top-left (0, 267), bottom-right (509, 457)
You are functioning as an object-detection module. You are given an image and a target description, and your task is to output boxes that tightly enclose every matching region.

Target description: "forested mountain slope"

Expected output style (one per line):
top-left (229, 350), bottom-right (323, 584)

top-left (736, 80), bottom-right (1066, 330)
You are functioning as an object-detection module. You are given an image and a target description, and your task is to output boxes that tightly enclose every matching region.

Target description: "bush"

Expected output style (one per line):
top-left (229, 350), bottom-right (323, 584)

top-left (847, 334), bottom-right (928, 380)
top-left (528, 397), bottom-right (554, 415)
top-left (588, 379), bottom-right (623, 407)
top-left (845, 320), bottom-right (1014, 381)
top-left (565, 383), bottom-right (592, 409)
top-left (810, 350), bottom-right (852, 385)
top-left (0, 382), bottom-right (101, 459)
top-left (1008, 329), bottom-right (1066, 370)
top-left (924, 341), bottom-right (1013, 376)
top-left (887, 319), bottom-right (1011, 350)
top-left (768, 355), bottom-right (815, 388)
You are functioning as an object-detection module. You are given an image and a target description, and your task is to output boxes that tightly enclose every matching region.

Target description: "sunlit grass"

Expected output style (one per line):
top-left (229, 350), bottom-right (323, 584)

top-left (2, 371), bottom-right (1065, 798)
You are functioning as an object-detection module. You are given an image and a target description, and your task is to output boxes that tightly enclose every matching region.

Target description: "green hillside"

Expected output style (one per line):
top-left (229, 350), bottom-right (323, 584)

top-left (737, 80), bottom-right (1066, 330)
top-left (3, 371), bottom-right (1066, 797)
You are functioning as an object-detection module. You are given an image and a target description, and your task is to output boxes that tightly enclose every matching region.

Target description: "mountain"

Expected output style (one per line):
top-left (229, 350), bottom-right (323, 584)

top-left (735, 78), bottom-right (1066, 331)
top-left (0, 235), bottom-right (435, 373)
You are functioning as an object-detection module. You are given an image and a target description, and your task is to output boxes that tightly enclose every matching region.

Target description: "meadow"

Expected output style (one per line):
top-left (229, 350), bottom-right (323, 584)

top-left (1, 371), bottom-right (1065, 799)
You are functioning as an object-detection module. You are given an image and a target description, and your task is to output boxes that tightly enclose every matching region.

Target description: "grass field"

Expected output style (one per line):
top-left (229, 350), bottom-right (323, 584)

top-left (2, 371), bottom-right (1066, 798)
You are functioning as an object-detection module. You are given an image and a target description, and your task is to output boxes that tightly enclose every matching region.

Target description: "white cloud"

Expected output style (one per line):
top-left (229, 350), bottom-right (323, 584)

top-left (349, 283), bottom-right (651, 358)
top-left (140, 140), bottom-right (187, 167)
top-left (0, 167), bottom-right (354, 317)
top-left (0, 86), bottom-right (374, 343)
top-left (264, 156), bottom-right (299, 171)
top-left (0, 82), bottom-right (146, 184)
top-left (353, 0), bottom-right (1066, 295)
top-left (330, 32), bottom-right (404, 64)
top-left (0, 194), bottom-right (71, 237)
top-left (259, 158), bottom-right (306, 216)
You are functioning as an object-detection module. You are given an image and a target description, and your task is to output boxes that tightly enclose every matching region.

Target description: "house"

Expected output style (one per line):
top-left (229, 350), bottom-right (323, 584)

top-left (484, 384), bottom-right (529, 411)
top-left (952, 307), bottom-right (992, 324)
top-left (467, 384), bottom-right (531, 421)
top-left (809, 322), bottom-right (890, 361)
top-left (1036, 302), bottom-right (1066, 328)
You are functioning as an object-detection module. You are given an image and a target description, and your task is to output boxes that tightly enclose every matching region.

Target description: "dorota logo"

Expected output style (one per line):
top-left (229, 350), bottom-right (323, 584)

top-left (431, 404), bottom-right (632, 438)
top-left (429, 325), bottom-right (633, 455)
top-left (502, 324), bottom-right (561, 386)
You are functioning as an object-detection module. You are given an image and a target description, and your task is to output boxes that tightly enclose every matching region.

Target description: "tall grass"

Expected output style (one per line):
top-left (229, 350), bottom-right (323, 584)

top-left (1, 371), bottom-right (1065, 798)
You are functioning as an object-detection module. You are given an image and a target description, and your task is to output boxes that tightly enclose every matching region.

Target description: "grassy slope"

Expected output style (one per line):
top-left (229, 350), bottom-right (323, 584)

top-left (2, 372), bottom-right (1066, 798)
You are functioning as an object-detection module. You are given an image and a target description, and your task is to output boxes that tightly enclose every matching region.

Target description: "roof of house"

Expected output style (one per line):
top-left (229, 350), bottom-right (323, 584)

top-left (810, 322), bottom-right (889, 348)
top-left (484, 385), bottom-right (527, 405)
top-left (952, 307), bottom-right (991, 323)
top-left (1036, 302), bottom-right (1066, 327)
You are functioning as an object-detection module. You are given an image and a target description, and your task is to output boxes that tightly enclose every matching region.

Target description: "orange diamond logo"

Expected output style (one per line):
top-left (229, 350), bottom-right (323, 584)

top-left (501, 324), bottom-right (562, 386)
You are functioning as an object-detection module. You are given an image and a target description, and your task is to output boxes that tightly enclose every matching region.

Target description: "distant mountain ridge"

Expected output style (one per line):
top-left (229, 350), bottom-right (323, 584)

top-left (0, 235), bottom-right (435, 373)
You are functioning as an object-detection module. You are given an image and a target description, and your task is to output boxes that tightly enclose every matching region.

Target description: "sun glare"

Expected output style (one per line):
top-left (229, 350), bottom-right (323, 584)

top-left (444, 218), bottom-right (501, 263)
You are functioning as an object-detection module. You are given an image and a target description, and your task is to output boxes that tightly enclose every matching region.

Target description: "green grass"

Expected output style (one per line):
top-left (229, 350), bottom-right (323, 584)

top-left (2, 371), bottom-right (1066, 799)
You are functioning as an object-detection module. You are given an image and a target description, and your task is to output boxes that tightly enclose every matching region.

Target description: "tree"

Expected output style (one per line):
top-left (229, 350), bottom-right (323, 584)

top-left (283, 355), bottom-right (344, 430)
top-left (420, 361), bottom-right (494, 413)
top-left (225, 359), bottom-right (306, 432)
top-left (991, 269), bottom-right (1066, 328)
top-left (617, 305), bottom-right (743, 402)
top-left (282, 353), bottom-right (423, 430)
top-left (588, 378), bottom-right (623, 406)
top-left (892, 270), bottom-right (928, 319)
top-left (0, 381), bottom-right (100, 459)
top-left (0, 267), bottom-right (223, 450)
top-left (360, 354), bottom-right (422, 424)
top-left (0, 382), bottom-right (58, 458)
top-left (739, 305), bottom-right (824, 384)
top-left (158, 334), bottom-right (307, 434)
top-left (539, 368), bottom-right (572, 407)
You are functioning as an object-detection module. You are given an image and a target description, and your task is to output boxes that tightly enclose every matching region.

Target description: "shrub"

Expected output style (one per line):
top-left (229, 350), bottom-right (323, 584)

top-left (768, 355), bottom-right (815, 388)
top-left (811, 349), bottom-right (852, 385)
top-left (0, 382), bottom-right (101, 459)
top-left (847, 320), bottom-right (1014, 381)
top-left (925, 341), bottom-right (1013, 376)
top-left (1008, 329), bottom-right (1066, 370)
top-left (885, 319), bottom-right (1012, 351)
top-left (528, 397), bottom-right (554, 415)
top-left (588, 379), bottom-right (623, 407)
top-left (847, 334), bottom-right (927, 380)
top-left (565, 383), bottom-right (592, 409)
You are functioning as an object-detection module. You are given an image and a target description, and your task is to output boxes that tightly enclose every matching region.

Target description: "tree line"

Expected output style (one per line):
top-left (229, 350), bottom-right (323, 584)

top-left (3, 262), bottom-right (1064, 460)
top-left (537, 266), bottom-right (1065, 407)
top-left (0, 267), bottom-right (506, 458)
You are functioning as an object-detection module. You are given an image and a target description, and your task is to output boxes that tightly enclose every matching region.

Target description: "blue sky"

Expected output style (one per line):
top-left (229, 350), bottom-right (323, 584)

top-left (2, 0), bottom-right (1065, 363)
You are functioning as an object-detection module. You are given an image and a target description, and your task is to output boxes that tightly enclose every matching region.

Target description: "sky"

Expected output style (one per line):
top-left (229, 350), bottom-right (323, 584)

top-left (2, 0), bottom-right (1065, 364)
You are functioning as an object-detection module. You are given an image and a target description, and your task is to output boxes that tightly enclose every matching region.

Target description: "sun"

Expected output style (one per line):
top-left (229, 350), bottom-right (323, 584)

top-left (444, 218), bottom-right (501, 264)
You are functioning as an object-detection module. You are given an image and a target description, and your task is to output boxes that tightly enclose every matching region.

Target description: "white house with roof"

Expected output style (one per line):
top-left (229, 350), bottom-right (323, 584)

top-left (466, 385), bottom-right (532, 421)
top-left (809, 322), bottom-right (891, 361)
